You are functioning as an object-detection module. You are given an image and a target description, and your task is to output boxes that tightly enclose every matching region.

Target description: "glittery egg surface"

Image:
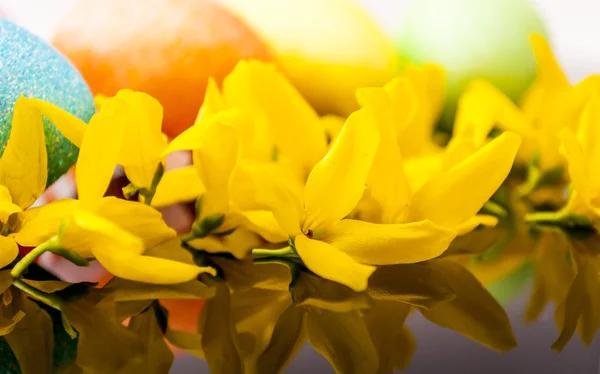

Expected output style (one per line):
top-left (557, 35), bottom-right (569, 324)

top-left (0, 19), bottom-right (94, 186)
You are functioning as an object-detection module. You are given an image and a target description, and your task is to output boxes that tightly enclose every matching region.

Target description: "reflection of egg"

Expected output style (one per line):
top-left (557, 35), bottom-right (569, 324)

top-left (0, 19), bottom-right (94, 186)
top-left (52, 0), bottom-right (272, 138)
top-left (218, 0), bottom-right (399, 116)
top-left (396, 0), bottom-right (548, 130)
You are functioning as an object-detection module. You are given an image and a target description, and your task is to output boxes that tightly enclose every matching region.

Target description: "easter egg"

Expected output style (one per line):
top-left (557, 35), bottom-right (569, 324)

top-left (0, 19), bottom-right (94, 186)
top-left (52, 0), bottom-right (272, 139)
top-left (396, 0), bottom-right (548, 130)
top-left (217, 0), bottom-right (400, 116)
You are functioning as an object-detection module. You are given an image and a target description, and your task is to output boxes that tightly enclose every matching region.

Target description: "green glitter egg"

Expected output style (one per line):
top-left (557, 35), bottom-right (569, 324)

top-left (0, 18), bottom-right (94, 186)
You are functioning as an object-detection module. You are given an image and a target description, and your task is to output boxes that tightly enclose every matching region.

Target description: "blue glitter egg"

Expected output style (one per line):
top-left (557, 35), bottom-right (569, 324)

top-left (0, 18), bottom-right (94, 186)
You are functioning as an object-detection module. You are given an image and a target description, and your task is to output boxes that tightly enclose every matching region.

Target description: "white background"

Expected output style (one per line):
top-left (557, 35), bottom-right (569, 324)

top-left (1, 0), bottom-right (599, 81)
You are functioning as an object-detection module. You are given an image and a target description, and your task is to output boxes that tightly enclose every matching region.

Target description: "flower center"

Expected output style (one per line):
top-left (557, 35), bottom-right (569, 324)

top-left (305, 229), bottom-right (314, 239)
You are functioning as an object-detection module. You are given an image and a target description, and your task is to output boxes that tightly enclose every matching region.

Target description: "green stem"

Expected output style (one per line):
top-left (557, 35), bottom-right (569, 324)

top-left (11, 237), bottom-right (59, 278)
top-left (252, 247), bottom-right (296, 257)
top-left (142, 163), bottom-right (165, 206)
top-left (518, 164), bottom-right (541, 197)
top-left (482, 200), bottom-right (508, 217)
top-left (11, 279), bottom-right (62, 311)
top-left (180, 233), bottom-right (195, 244)
top-left (525, 211), bottom-right (563, 224)
top-left (525, 210), bottom-right (591, 228)
top-left (51, 248), bottom-right (90, 267)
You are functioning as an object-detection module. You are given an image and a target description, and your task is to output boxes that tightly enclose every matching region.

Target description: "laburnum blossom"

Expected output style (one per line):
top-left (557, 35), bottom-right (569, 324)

top-left (16, 91), bottom-right (215, 284)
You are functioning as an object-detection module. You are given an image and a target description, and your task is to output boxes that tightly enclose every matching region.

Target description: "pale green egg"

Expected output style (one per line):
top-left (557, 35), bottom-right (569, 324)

top-left (396, 0), bottom-right (549, 131)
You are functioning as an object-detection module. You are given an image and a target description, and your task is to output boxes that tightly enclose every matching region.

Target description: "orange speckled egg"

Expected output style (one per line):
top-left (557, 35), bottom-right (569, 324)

top-left (52, 0), bottom-right (272, 138)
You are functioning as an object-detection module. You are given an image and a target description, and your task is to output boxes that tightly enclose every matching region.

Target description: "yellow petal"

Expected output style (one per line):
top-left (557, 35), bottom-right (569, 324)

top-left (421, 259), bottom-right (517, 352)
top-left (324, 219), bottom-right (456, 265)
top-left (455, 214), bottom-right (499, 236)
top-left (559, 128), bottom-right (591, 204)
top-left (403, 153), bottom-right (444, 192)
top-left (530, 34), bottom-right (570, 90)
top-left (88, 197), bottom-right (176, 249)
top-left (13, 199), bottom-right (78, 247)
top-left (241, 160), bottom-right (303, 236)
top-left (357, 87), bottom-right (412, 221)
top-left (151, 166), bottom-right (205, 208)
top-left (303, 108), bottom-right (379, 229)
top-left (321, 115), bottom-right (345, 145)
top-left (195, 77), bottom-right (226, 123)
top-left (294, 235), bottom-right (375, 292)
top-left (239, 210), bottom-right (288, 243)
top-left (76, 95), bottom-right (128, 201)
top-left (193, 123), bottom-right (241, 213)
top-left (116, 90), bottom-right (168, 189)
top-left (0, 236), bottom-right (18, 269)
top-left (457, 80), bottom-right (531, 138)
top-left (395, 65), bottom-right (445, 157)
top-left (0, 185), bottom-right (22, 223)
top-left (576, 95), bottom-right (600, 192)
top-left (306, 309), bottom-right (379, 374)
top-left (94, 247), bottom-right (215, 285)
top-left (223, 61), bottom-right (326, 173)
top-left (0, 97), bottom-right (47, 208)
top-left (28, 98), bottom-right (87, 148)
top-left (68, 209), bottom-right (214, 284)
top-left (407, 132), bottom-right (521, 228)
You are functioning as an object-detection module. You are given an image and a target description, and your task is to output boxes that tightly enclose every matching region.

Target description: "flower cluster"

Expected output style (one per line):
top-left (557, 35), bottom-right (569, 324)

top-left (0, 33), bottom-right (599, 372)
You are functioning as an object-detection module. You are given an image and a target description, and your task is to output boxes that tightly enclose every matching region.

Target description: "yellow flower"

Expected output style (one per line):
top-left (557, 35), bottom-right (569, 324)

top-left (18, 93), bottom-right (215, 285)
top-left (0, 96), bottom-right (50, 268)
top-left (221, 60), bottom-right (328, 178)
top-left (455, 34), bottom-right (593, 178)
top-left (161, 60), bottom-right (328, 187)
top-left (356, 85), bottom-right (521, 236)
top-left (554, 94), bottom-right (600, 228)
top-left (160, 103), bottom-right (290, 258)
top-left (394, 64), bottom-right (446, 159)
top-left (31, 89), bottom-right (168, 203)
top-left (250, 108), bottom-right (459, 292)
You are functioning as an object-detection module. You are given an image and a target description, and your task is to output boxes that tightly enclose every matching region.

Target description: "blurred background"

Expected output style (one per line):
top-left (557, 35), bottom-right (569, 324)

top-left (2, 0), bottom-right (600, 82)
top-left (1, 0), bottom-right (600, 372)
